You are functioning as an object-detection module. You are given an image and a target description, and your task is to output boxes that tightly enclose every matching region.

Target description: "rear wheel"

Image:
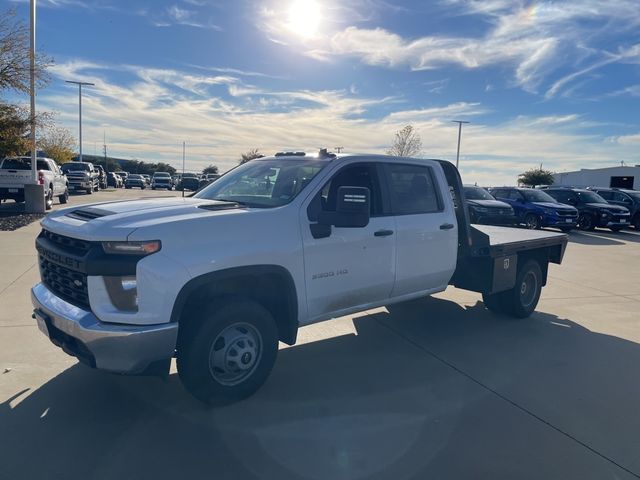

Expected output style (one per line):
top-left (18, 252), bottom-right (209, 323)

top-left (177, 299), bottom-right (279, 405)
top-left (578, 213), bottom-right (595, 231)
top-left (45, 188), bottom-right (53, 210)
top-left (524, 213), bottom-right (540, 230)
top-left (58, 187), bottom-right (69, 204)
top-left (483, 259), bottom-right (543, 319)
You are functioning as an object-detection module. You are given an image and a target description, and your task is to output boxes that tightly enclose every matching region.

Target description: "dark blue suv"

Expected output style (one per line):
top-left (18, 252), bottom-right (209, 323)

top-left (490, 187), bottom-right (578, 231)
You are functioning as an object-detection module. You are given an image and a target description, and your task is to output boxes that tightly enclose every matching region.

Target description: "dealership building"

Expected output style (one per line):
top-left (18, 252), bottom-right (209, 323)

top-left (552, 166), bottom-right (640, 190)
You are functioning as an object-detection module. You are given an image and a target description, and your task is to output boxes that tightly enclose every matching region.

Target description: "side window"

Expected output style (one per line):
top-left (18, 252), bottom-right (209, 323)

top-left (612, 192), bottom-right (628, 203)
top-left (492, 189), bottom-right (507, 199)
top-left (508, 190), bottom-right (522, 201)
top-left (308, 164), bottom-right (383, 220)
top-left (597, 190), bottom-right (612, 200)
top-left (386, 163), bottom-right (441, 215)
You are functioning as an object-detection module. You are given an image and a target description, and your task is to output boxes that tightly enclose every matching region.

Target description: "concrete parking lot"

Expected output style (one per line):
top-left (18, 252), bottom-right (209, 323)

top-left (1, 189), bottom-right (639, 479)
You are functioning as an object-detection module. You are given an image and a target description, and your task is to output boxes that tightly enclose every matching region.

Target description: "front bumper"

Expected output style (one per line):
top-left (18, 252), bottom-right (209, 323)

top-left (543, 215), bottom-right (577, 227)
top-left (31, 282), bottom-right (178, 374)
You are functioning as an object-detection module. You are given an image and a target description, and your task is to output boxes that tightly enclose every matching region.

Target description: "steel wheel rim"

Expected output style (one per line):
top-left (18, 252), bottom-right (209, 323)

top-left (520, 271), bottom-right (538, 308)
top-left (208, 322), bottom-right (262, 386)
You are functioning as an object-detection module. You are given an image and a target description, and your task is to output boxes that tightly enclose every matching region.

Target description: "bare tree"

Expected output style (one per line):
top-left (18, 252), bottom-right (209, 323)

top-left (0, 8), bottom-right (52, 94)
top-left (38, 126), bottom-right (76, 164)
top-left (387, 125), bottom-right (422, 157)
top-left (240, 148), bottom-right (263, 164)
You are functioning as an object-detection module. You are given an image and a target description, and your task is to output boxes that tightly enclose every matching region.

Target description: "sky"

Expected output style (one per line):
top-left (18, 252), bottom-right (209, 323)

top-left (2, 0), bottom-right (640, 184)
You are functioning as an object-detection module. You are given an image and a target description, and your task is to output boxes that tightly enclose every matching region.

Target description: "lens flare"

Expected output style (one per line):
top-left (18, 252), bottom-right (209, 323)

top-left (287, 0), bottom-right (321, 38)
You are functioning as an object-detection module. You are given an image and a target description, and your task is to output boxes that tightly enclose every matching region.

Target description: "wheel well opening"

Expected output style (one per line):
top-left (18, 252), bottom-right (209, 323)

top-left (517, 250), bottom-right (549, 286)
top-left (179, 272), bottom-right (298, 345)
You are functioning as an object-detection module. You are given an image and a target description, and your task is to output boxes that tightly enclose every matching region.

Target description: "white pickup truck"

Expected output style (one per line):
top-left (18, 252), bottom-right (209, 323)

top-left (31, 152), bottom-right (567, 404)
top-left (0, 156), bottom-right (69, 209)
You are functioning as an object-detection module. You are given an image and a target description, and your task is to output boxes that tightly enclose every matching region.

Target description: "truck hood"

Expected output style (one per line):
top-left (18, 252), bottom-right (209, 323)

top-left (532, 202), bottom-right (573, 211)
top-left (41, 197), bottom-right (243, 240)
top-left (585, 203), bottom-right (628, 212)
top-left (466, 199), bottom-right (512, 209)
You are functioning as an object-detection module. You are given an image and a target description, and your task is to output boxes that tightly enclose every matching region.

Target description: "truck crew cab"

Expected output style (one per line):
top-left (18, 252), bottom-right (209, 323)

top-left (31, 152), bottom-right (568, 404)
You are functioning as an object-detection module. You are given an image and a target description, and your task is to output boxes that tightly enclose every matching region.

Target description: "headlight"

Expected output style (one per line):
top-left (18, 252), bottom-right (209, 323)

top-left (104, 276), bottom-right (137, 311)
top-left (474, 207), bottom-right (490, 213)
top-left (102, 240), bottom-right (161, 255)
top-left (601, 212), bottom-right (608, 218)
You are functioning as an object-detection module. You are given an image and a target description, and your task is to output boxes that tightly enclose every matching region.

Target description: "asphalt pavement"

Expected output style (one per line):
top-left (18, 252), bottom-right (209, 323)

top-left (1, 188), bottom-right (639, 480)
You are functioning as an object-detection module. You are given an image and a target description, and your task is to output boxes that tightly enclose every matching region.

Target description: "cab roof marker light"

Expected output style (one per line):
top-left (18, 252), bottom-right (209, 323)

top-left (102, 240), bottom-right (161, 255)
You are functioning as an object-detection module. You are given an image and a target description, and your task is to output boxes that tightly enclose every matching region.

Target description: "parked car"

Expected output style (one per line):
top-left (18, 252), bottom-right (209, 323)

top-left (107, 172), bottom-right (122, 188)
top-left (31, 153), bottom-right (568, 404)
top-left (542, 187), bottom-right (631, 232)
top-left (61, 161), bottom-right (100, 194)
top-left (94, 165), bottom-right (108, 189)
top-left (124, 174), bottom-right (147, 189)
top-left (171, 174), bottom-right (181, 187)
top-left (589, 188), bottom-right (640, 230)
top-left (177, 172), bottom-right (200, 191)
top-left (0, 156), bottom-right (68, 209)
top-left (490, 187), bottom-right (578, 231)
top-left (463, 185), bottom-right (516, 225)
top-left (152, 172), bottom-right (173, 190)
top-left (115, 171), bottom-right (129, 183)
top-left (141, 174), bottom-right (151, 185)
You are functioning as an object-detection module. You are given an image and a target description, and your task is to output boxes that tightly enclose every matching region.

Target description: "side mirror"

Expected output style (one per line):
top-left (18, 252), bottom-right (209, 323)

top-left (319, 186), bottom-right (371, 228)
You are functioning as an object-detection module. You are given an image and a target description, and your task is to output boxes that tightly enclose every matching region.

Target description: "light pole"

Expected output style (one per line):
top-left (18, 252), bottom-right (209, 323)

top-left (24, 0), bottom-right (45, 212)
top-left (66, 80), bottom-right (94, 162)
top-left (452, 120), bottom-right (470, 169)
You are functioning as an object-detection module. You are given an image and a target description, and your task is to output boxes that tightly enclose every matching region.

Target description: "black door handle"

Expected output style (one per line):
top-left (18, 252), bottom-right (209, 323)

top-left (374, 229), bottom-right (394, 237)
top-left (440, 223), bottom-right (455, 230)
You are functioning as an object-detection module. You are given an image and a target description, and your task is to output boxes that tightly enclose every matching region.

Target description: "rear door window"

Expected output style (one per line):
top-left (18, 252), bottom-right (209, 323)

top-left (385, 163), bottom-right (442, 215)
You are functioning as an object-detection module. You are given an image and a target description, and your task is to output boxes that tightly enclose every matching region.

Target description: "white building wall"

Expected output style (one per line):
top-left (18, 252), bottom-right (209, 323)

top-left (552, 166), bottom-right (640, 189)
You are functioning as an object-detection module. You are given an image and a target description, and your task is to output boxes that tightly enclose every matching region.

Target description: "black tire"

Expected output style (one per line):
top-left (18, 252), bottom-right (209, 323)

top-left (152, 187), bottom-right (156, 190)
top-left (58, 187), bottom-right (69, 204)
top-left (482, 291), bottom-right (509, 314)
top-left (86, 187), bottom-right (93, 194)
top-left (524, 213), bottom-right (540, 230)
top-left (578, 213), bottom-right (595, 231)
top-left (504, 259), bottom-right (543, 318)
top-left (177, 299), bottom-right (278, 405)
top-left (633, 215), bottom-right (640, 230)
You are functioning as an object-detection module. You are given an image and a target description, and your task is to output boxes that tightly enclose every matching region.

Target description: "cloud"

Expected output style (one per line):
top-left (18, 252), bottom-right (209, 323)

top-left (158, 4), bottom-right (222, 30)
top-left (260, 0), bottom-right (640, 96)
top-left (39, 59), bottom-right (639, 185)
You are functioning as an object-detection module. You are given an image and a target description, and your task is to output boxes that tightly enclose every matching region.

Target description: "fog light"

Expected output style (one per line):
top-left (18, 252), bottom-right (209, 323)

top-left (104, 276), bottom-right (138, 311)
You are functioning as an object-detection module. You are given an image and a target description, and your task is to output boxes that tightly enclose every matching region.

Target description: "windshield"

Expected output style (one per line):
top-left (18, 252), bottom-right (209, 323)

top-left (1, 158), bottom-right (50, 170)
top-left (62, 163), bottom-right (90, 172)
top-left (183, 173), bottom-right (197, 178)
top-left (129, 174), bottom-right (142, 179)
top-left (195, 159), bottom-right (326, 208)
top-left (577, 191), bottom-right (607, 203)
top-left (464, 186), bottom-right (494, 200)
top-left (154, 173), bottom-right (170, 177)
top-left (520, 189), bottom-right (557, 203)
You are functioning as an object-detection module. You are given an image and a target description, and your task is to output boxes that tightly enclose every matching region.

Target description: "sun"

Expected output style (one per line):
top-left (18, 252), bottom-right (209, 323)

top-left (287, 0), bottom-right (321, 38)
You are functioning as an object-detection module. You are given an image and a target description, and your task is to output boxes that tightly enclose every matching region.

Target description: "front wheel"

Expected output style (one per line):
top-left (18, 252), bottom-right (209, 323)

top-left (524, 213), bottom-right (541, 230)
top-left (578, 213), bottom-right (595, 231)
top-left (177, 299), bottom-right (279, 405)
top-left (45, 189), bottom-right (53, 210)
top-left (483, 259), bottom-right (543, 319)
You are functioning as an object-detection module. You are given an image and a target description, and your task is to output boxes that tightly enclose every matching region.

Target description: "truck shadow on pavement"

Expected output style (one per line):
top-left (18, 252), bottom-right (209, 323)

top-left (2, 297), bottom-right (640, 479)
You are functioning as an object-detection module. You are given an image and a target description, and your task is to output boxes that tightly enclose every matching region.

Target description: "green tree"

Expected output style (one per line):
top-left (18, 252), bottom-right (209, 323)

top-left (0, 101), bottom-right (29, 157)
top-left (38, 126), bottom-right (76, 164)
top-left (0, 8), bottom-right (51, 94)
top-left (518, 168), bottom-right (555, 187)
top-left (202, 164), bottom-right (219, 175)
top-left (240, 148), bottom-right (263, 164)
top-left (387, 125), bottom-right (422, 157)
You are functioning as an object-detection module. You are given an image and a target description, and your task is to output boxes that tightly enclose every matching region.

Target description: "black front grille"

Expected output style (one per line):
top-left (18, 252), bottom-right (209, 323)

top-left (39, 257), bottom-right (89, 310)
top-left (556, 210), bottom-right (578, 217)
top-left (40, 229), bottom-right (91, 254)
